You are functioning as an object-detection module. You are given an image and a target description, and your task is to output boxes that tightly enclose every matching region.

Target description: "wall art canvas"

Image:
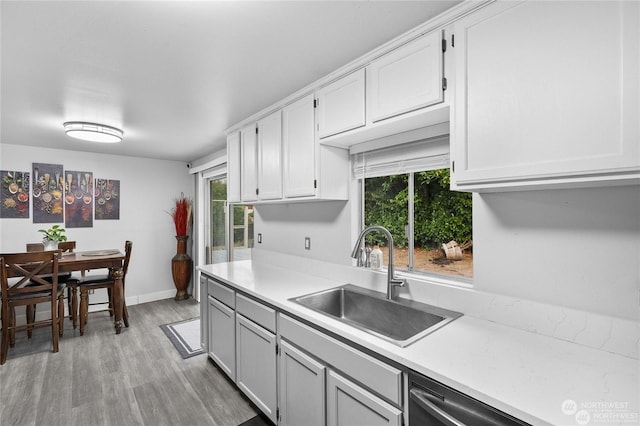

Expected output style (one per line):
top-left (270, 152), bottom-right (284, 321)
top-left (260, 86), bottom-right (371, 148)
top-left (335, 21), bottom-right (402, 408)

top-left (32, 163), bottom-right (64, 223)
top-left (95, 178), bottom-right (120, 220)
top-left (1, 170), bottom-right (30, 219)
top-left (64, 170), bottom-right (93, 228)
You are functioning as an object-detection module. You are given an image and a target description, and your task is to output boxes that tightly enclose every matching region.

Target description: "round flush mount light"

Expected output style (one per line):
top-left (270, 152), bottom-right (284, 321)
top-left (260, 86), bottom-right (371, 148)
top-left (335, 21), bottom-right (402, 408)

top-left (63, 121), bottom-right (124, 143)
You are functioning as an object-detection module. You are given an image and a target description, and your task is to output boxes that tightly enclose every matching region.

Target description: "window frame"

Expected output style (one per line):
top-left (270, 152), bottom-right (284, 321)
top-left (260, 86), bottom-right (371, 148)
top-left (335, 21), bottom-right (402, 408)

top-left (358, 170), bottom-right (473, 287)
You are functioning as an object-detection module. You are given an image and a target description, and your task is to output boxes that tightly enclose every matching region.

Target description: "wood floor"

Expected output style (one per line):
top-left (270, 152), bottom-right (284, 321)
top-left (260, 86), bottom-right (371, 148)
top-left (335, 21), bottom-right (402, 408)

top-left (0, 298), bottom-right (261, 426)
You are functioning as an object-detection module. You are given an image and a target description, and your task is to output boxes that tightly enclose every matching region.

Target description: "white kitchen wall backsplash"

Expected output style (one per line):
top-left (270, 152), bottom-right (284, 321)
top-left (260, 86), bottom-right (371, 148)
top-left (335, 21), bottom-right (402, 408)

top-left (253, 250), bottom-right (639, 359)
top-left (251, 184), bottom-right (639, 360)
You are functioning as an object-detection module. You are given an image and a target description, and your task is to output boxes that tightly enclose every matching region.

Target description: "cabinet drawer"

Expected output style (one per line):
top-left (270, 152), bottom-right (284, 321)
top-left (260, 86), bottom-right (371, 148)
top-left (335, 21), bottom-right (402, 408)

top-left (236, 294), bottom-right (276, 333)
top-left (208, 279), bottom-right (235, 309)
top-left (279, 314), bottom-right (402, 406)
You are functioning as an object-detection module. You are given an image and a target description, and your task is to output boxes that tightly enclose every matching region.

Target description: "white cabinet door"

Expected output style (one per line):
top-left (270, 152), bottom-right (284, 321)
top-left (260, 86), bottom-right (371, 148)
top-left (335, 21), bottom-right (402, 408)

top-left (236, 313), bottom-right (277, 424)
top-left (368, 30), bottom-right (443, 123)
top-left (240, 124), bottom-right (258, 202)
top-left (226, 132), bottom-right (241, 203)
top-left (317, 69), bottom-right (366, 138)
top-left (199, 276), bottom-right (208, 353)
top-left (327, 370), bottom-right (402, 426)
top-left (278, 340), bottom-right (326, 426)
top-left (208, 295), bottom-right (236, 381)
top-left (451, 0), bottom-right (640, 190)
top-left (283, 94), bottom-right (316, 198)
top-left (257, 110), bottom-right (283, 200)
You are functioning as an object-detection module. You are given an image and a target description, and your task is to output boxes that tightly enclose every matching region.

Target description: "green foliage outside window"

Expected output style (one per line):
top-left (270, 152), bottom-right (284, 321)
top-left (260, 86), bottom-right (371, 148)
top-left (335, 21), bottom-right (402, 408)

top-left (364, 169), bottom-right (472, 249)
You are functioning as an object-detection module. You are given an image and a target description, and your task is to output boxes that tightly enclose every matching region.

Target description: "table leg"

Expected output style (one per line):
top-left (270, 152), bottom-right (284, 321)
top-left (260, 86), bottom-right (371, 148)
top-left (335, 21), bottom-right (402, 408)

top-left (79, 289), bottom-right (87, 336)
top-left (113, 269), bottom-right (124, 334)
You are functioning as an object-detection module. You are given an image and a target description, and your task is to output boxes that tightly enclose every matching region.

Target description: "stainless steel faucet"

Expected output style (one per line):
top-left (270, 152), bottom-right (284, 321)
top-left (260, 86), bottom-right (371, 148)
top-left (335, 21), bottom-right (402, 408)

top-left (350, 225), bottom-right (406, 300)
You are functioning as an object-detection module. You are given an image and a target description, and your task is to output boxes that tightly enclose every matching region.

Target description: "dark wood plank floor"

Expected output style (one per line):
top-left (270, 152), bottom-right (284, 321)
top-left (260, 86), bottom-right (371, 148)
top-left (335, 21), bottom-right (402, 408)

top-left (0, 298), bottom-right (260, 426)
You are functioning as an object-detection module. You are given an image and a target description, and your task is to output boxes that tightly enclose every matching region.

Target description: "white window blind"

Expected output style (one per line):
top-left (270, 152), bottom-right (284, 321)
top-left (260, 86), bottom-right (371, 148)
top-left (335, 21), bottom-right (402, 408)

top-left (201, 163), bottom-right (226, 179)
top-left (352, 135), bottom-right (449, 179)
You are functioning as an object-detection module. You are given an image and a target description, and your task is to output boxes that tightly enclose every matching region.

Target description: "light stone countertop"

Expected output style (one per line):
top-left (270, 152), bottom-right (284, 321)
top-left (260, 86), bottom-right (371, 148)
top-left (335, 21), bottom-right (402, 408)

top-left (198, 260), bottom-right (639, 426)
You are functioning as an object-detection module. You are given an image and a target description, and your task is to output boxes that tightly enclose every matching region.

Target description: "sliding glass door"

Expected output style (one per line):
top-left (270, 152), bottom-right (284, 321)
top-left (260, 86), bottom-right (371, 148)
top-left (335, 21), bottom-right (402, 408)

top-left (207, 176), bottom-right (229, 264)
top-left (204, 175), bottom-right (253, 264)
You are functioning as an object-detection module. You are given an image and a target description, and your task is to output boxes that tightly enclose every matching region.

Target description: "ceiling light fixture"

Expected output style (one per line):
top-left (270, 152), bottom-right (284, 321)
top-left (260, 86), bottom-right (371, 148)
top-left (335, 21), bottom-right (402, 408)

top-left (63, 121), bottom-right (124, 143)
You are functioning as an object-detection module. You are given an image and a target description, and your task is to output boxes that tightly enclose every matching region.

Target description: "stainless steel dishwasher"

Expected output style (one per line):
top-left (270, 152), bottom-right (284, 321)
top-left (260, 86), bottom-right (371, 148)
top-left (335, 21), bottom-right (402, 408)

top-left (408, 371), bottom-right (531, 426)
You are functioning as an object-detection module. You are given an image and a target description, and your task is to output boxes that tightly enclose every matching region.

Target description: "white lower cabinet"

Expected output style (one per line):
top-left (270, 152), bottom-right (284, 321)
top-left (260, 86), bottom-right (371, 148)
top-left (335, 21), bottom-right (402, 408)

top-left (202, 276), bottom-right (406, 426)
top-left (199, 275), bottom-right (208, 353)
top-left (278, 314), bottom-right (404, 426)
top-left (236, 313), bottom-right (277, 424)
top-left (207, 295), bottom-right (236, 381)
top-left (327, 370), bottom-right (402, 426)
top-left (278, 340), bottom-right (326, 426)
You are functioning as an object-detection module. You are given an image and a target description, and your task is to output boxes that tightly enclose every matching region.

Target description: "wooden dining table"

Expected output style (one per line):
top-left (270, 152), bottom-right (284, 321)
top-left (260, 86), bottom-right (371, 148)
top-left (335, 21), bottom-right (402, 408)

top-left (7, 249), bottom-right (127, 334)
top-left (60, 250), bottom-right (127, 334)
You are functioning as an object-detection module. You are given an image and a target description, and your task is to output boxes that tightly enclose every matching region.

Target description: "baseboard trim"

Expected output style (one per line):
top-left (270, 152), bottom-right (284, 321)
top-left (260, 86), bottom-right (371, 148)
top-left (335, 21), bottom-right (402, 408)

top-left (12, 290), bottom-right (181, 326)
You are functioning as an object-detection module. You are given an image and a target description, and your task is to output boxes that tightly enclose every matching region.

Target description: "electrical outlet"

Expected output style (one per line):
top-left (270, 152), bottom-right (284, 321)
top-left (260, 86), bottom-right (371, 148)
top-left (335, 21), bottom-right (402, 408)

top-left (305, 237), bottom-right (311, 250)
top-left (258, 233), bottom-right (262, 244)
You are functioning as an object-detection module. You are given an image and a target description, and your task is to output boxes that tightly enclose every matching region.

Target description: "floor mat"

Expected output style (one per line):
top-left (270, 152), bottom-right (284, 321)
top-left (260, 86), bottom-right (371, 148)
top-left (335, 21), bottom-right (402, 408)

top-left (160, 317), bottom-right (205, 359)
top-left (238, 413), bottom-right (272, 426)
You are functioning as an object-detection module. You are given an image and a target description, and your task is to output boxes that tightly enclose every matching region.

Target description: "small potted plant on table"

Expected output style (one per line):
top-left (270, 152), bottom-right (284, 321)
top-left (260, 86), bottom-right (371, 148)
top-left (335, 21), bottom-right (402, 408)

top-left (38, 224), bottom-right (67, 251)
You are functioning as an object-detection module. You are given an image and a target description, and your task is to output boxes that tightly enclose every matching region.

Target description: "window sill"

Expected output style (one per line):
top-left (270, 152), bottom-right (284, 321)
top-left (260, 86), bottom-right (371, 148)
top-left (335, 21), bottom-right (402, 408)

top-left (369, 267), bottom-right (474, 289)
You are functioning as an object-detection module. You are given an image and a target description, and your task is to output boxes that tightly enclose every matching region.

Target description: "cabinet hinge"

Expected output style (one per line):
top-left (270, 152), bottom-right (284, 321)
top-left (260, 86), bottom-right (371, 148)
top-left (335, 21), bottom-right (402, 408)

top-left (451, 34), bottom-right (455, 48)
top-left (313, 98), bottom-right (318, 108)
top-left (442, 38), bottom-right (447, 53)
top-left (313, 179), bottom-right (317, 189)
top-left (256, 188), bottom-right (259, 196)
top-left (255, 126), bottom-right (259, 134)
top-left (276, 408), bottom-right (280, 421)
top-left (452, 161), bottom-right (455, 173)
top-left (275, 343), bottom-right (279, 355)
top-left (442, 77), bottom-right (447, 91)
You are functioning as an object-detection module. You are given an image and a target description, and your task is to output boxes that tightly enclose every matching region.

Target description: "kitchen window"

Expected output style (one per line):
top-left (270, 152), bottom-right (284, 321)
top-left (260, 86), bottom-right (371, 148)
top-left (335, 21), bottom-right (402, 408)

top-left (355, 136), bottom-right (472, 281)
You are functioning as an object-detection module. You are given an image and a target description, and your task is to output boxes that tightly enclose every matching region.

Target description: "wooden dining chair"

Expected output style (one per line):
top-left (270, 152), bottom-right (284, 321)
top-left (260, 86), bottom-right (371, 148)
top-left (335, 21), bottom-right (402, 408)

top-left (26, 241), bottom-right (79, 329)
top-left (75, 241), bottom-right (132, 335)
top-left (26, 241), bottom-right (76, 282)
top-left (0, 251), bottom-right (65, 364)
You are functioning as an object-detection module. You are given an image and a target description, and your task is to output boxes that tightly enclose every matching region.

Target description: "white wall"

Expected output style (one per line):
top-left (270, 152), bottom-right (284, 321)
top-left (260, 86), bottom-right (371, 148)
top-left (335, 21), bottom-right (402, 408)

top-left (253, 183), bottom-right (639, 322)
top-left (0, 143), bottom-right (195, 304)
top-left (254, 200), bottom-right (352, 265)
top-left (474, 186), bottom-right (640, 321)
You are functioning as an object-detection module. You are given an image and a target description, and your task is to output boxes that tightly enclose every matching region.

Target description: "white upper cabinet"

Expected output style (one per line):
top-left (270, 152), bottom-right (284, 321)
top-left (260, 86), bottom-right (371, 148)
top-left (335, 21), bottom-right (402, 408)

top-left (283, 94), bottom-right (317, 198)
top-left (450, 0), bottom-right (640, 191)
top-left (226, 132), bottom-right (241, 203)
top-left (240, 124), bottom-right (258, 202)
top-left (257, 110), bottom-right (282, 200)
top-left (319, 29), bottom-right (449, 149)
top-left (317, 69), bottom-right (366, 139)
top-left (368, 30), bottom-right (444, 123)
top-left (227, 93), bottom-right (349, 205)
top-left (282, 93), bottom-right (350, 201)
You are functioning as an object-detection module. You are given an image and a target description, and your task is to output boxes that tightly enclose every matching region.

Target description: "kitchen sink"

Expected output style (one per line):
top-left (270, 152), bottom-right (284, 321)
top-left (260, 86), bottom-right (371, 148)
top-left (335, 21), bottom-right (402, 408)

top-left (290, 284), bottom-right (462, 347)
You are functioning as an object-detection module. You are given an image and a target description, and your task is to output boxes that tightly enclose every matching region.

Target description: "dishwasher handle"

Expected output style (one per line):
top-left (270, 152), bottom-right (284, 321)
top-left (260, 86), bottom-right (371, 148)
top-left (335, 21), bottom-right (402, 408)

top-left (410, 388), bottom-right (466, 426)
